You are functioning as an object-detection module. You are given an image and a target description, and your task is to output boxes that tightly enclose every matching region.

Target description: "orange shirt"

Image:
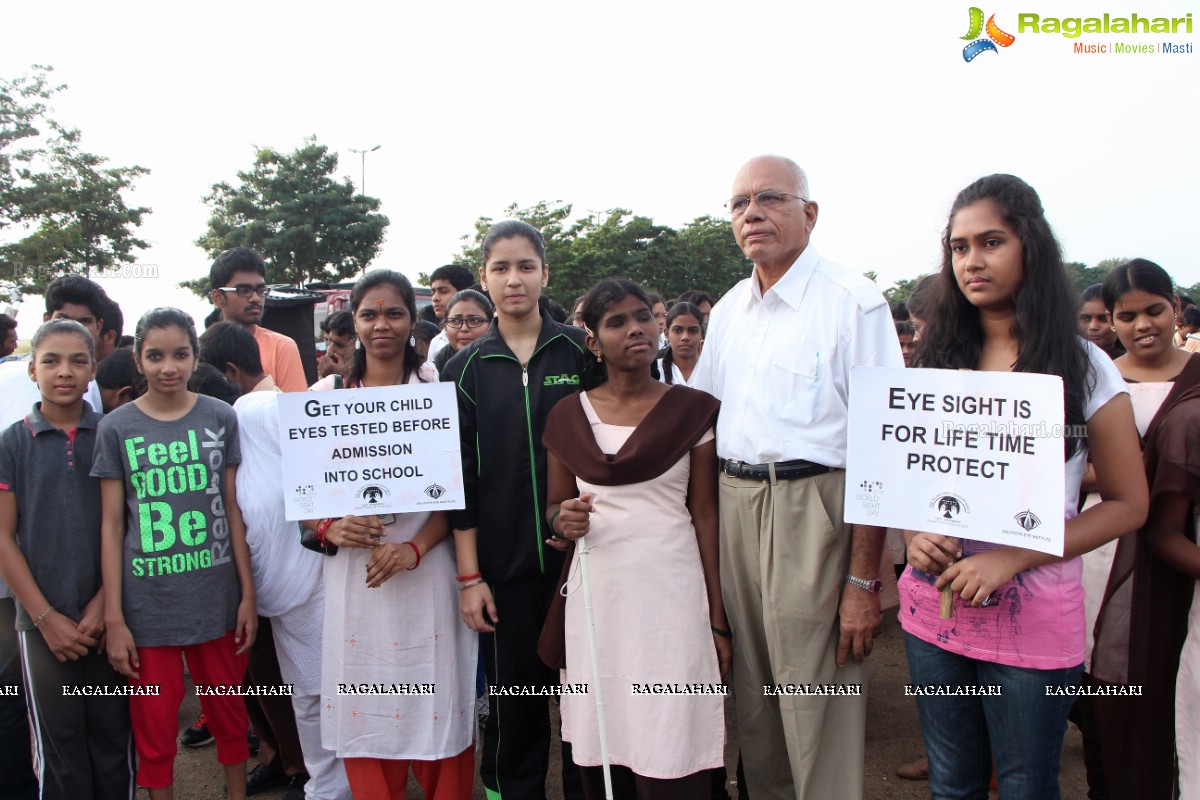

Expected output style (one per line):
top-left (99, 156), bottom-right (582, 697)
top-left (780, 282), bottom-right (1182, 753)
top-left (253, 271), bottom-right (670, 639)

top-left (252, 326), bottom-right (307, 393)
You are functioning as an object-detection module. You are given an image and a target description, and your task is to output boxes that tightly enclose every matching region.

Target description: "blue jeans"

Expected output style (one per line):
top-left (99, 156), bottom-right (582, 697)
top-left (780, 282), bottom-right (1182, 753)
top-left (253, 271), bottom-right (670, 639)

top-left (905, 633), bottom-right (1082, 800)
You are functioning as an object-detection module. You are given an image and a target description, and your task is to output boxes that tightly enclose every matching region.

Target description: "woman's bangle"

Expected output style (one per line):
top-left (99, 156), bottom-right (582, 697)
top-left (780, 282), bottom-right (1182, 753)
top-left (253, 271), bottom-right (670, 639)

top-left (711, 625), bottom-right (732, 640)
top-left (548, 508), bottom-right (561, 535)
top-left (315, 518), bottom-right (336, 545)
top-left (456, 572), bottom-right (482, 583)
top-left (403, 541), bottom-right (421, 570)
top-left (33, 606), bottom-right (53, 628)
top-left (459, 578), bottom-right (485, 591)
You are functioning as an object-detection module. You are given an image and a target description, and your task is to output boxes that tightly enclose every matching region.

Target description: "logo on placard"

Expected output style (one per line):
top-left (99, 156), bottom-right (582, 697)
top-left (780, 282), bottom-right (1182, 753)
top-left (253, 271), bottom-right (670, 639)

top-left (930, 492), bottom-right (970, 522)
top-left (1014, 510), bottom-right (1042, 531)
top-left (292, 484), bottom-right (315, 513)
top-left (961, 7), bottom-right (1016, 61)
top-left (855, 480), bottom-right (884, 518)
top-left (424, 484), bottom-right (446, 500)
top-left (357, 485), bottom-right (390, 505)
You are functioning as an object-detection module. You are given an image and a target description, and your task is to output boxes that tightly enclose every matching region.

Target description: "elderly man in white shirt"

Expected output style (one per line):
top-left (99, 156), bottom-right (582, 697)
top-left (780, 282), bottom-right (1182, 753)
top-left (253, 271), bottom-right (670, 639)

top-left (692, 155), bottom-right (902, 800)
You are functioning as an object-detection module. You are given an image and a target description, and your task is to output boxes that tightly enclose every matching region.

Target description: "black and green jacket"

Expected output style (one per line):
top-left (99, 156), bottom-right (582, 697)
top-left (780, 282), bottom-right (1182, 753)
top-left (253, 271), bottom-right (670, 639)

top-left (441, 312), bottom-right (587, 582)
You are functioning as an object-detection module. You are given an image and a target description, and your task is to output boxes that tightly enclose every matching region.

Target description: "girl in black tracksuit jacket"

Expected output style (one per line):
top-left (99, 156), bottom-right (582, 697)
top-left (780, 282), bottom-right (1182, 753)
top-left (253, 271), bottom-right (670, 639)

top-left (441, 220), bottom-right (586, 800)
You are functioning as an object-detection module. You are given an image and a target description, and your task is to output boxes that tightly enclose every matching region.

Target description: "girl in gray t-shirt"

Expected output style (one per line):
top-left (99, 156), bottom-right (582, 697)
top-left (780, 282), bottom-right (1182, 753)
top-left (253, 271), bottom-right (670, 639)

top-left (92, 308), bottom-right (257, 799)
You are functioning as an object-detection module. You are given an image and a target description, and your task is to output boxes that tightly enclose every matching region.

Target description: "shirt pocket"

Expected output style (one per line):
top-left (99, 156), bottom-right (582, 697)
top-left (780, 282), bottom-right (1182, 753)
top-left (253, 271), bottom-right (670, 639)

top-left (774, 349), bottom-right (822, 382)
top-left (771, 349), bottom-right (828, 429)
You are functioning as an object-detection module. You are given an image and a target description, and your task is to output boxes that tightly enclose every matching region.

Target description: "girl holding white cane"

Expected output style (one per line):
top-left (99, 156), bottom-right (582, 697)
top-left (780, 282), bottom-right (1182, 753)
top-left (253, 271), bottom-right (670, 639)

top-left (543, 279), bottom-right (730, 800)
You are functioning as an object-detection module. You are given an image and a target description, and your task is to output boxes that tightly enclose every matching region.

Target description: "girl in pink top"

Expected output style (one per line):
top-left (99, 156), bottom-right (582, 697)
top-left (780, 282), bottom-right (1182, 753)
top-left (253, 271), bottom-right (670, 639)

top-left (897, 174), bottom-right (1147, 799)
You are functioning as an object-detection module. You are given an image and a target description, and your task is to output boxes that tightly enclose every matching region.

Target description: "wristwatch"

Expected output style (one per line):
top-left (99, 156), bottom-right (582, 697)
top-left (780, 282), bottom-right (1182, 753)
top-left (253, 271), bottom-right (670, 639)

top-left (845, 573), bottom-right (883, 594)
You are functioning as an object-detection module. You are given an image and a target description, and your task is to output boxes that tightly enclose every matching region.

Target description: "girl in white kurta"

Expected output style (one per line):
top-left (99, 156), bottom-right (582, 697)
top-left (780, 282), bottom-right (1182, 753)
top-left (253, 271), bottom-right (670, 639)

top-left (544, 279), bottom-right (729, 800)
top-left (303, 270), bottom-right (476, 799)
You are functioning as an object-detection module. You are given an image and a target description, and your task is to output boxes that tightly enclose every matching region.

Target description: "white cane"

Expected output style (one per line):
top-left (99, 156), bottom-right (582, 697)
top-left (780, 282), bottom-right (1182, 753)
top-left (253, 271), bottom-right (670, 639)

top-left (576, 534), bottom-right (614, 800)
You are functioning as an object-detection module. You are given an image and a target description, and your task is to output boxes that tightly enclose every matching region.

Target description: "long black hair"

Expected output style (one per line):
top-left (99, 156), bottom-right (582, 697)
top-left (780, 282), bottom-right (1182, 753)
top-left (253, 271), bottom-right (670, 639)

top-left (916, 174), bottom-right (1090, 459)
top-left (660, 302), bottom-right (704, 385)
top-left (578, 278), bottom-right (654, 390)
top-left (346, 270), bottom-right (425, 386)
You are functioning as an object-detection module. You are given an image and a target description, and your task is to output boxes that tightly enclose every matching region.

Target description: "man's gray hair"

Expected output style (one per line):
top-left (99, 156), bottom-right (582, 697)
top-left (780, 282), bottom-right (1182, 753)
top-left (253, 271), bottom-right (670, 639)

top-left (778, 156), bottom-right (811, 200)
top-left (31, 318), bottom-right (96, 361)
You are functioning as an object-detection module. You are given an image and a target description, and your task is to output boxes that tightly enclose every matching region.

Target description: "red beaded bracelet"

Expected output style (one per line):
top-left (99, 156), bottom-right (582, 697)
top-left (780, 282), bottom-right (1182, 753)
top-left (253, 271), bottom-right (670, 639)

top-left (456, 572), bottom-right (482, 583)
top-left (403, 541), bottom-right (421, 570)
top-left (315, 518), bottom-right (335, 545)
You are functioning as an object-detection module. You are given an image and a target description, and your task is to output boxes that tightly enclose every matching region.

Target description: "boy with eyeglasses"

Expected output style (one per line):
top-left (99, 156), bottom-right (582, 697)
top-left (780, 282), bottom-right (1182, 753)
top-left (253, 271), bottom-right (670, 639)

top-left (209, 248), bottom-right (307, 393)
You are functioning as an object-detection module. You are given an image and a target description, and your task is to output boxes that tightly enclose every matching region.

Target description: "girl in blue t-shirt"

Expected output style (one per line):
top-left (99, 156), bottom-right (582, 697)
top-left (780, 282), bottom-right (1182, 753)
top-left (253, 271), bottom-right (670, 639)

top-left (93, 308), bottom-right (256, 800)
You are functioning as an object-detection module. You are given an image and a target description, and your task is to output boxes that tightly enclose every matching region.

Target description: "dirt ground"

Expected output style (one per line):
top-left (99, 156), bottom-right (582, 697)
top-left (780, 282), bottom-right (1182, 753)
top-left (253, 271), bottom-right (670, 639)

top-left (162, 607), bottom-right (1087, 799)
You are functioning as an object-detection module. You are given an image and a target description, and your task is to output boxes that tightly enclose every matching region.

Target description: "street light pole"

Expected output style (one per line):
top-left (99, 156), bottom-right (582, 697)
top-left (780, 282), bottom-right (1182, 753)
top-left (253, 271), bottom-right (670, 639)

top-left (348, 144), bottom-right (381, 196)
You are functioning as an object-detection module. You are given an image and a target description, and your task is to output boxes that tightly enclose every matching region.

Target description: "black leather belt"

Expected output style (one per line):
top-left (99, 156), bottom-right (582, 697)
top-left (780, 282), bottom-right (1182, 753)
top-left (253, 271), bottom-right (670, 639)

top-left (720, 458), bottom-right (831, 481)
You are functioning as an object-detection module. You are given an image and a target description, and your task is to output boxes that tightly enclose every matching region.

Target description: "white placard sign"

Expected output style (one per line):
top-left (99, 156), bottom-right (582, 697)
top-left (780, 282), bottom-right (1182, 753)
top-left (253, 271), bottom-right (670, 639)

top-left (845, 367), bottom-right (1066, 556)
top-left (278, 382), bottom-right (463, 521)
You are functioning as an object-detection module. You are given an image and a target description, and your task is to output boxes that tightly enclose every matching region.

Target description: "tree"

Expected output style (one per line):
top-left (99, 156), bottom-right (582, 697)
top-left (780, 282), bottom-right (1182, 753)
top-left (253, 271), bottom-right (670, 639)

top-left (1, 66), bottom-right (60, 228)
top-left (1063, 260), bottom-right (1121, 296)
top-left (649, 216), bottom-right (750, 301)
top-left (554, 209), bottom-right (673, 304)
top-left (1, 66), bottom-right (150, 296)
top-left (189, 137), bottom-right (388, 293)
top-left (5, 131), bottom-right (149, 280)
top-left (883, 277), bottom-right (918, 308)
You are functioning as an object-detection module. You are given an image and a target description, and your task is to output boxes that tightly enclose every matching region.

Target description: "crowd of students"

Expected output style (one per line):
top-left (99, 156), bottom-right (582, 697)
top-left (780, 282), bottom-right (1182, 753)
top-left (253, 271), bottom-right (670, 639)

top-left (0, 168), bottom-right (1197, 800)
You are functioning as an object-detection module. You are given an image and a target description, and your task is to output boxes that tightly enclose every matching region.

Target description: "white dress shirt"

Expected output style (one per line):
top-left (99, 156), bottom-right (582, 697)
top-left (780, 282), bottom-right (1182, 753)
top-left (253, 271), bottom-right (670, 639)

top-left (691, 245), bottom-right (902, 468)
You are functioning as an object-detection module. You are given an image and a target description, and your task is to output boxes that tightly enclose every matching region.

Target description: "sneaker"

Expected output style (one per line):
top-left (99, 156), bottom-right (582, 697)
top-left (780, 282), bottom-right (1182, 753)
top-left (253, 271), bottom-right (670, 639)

top-left (179, 712), bottom-right (214, 748)
top-left (281, 774), bottom-right (309, 800)
top-left (245, 763), bottom-right (288, 796)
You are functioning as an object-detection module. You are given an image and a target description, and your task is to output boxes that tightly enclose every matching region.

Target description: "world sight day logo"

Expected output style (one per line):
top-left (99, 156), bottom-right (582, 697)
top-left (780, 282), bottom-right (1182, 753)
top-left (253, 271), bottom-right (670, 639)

top-left (961, 7), bottom-right (1016, 61)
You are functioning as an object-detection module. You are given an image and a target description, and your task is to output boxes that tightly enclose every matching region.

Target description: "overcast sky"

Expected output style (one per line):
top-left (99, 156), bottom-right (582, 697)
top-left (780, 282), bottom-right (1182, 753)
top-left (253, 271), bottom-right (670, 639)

top-left (3, 0), bottom-right (1197, 335)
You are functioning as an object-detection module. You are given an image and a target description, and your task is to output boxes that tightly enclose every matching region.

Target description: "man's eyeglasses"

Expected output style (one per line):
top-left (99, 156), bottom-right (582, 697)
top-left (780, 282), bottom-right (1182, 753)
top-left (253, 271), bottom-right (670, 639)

top-left (725, 191), bottom-right (807, 217)
top-left (216, 284), bottom-right (268, 298)
top-left (446, 315), bottom-right (489, 330)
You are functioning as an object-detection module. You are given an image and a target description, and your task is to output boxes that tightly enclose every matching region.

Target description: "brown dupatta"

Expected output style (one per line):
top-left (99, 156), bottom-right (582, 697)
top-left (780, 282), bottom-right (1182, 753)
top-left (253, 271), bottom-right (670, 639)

top-left (541, 385), bottom-right (720, 486)
top-left (1090, 353), bottom-right (1200, 799)
top-left (536, 385), bottom-right (720, 669)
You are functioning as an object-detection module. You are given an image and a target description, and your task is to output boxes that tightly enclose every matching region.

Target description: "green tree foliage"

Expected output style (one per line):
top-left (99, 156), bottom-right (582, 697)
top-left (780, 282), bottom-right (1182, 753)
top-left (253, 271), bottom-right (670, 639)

top-left (1, 66), bottom-right (150, 296)
top-left (1064, 260), bottom-right (1121, 296)
top-left (0, 67), bottom-right (60, 226)
top-left (883, 277), bottom-right (918, 308)
top-left (189, 137), bottom-right (388, 293)
top-left (454, 204), bottom-right (750, 306)
top-left (651, 215), bottom-right (752, 301)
